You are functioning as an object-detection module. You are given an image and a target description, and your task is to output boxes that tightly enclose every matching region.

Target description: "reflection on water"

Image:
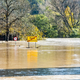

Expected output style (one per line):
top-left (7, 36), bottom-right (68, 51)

top-left (65, 46), bottom-right (73, 65)
top-left (0, 39), bottom-right (80, 69)
top-left (27, 50), bottom-right (38, 68)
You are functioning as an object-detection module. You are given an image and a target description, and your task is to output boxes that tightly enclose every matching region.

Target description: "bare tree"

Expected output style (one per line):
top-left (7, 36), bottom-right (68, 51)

top-left (0, 0), bottom-right (30, 41)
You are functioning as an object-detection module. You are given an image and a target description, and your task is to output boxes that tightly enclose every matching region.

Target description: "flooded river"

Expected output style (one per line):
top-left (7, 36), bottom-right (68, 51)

top-left (0, 38), bottom-right (80, 69)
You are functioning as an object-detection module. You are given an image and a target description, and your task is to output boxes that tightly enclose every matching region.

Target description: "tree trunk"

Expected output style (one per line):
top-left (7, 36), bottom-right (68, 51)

top-left (6, 26), bottom-right (9, 41)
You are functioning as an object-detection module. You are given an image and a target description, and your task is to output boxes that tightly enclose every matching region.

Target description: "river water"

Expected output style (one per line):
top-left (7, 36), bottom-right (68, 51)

top-left (0, 38), bottom-right (80, 69)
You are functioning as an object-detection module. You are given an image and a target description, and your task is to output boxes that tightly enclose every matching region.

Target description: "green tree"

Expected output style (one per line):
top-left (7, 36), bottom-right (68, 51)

top-left (29, 14), bottom-right (50, 36)
top-left (29, 14), bottom-right (58, 38)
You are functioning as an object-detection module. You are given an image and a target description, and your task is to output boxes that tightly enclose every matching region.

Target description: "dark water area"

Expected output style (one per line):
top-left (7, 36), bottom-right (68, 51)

top-left (0, 67), bottom-right (80, 77)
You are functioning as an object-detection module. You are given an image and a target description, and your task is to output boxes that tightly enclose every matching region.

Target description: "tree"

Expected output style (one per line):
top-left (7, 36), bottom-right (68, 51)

top-left (65, 6), bottom-right (74, 28)
top-left (51, 0), bottom-right (80, 37)
top-left (0, 0), bottom-right (30, 41)
top-left (20, 16), bottom-right (42, 40)
top-left (28, 0), bottom-right (40, 15)
top-left (29, 14), bottom-right (58, 38)
top-left (29, 14), bottom-right (50, 36)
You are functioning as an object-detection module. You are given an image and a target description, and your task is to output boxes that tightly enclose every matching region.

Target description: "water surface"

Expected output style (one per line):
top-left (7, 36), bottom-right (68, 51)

top-left (0, 38), bottom-right (80, 69)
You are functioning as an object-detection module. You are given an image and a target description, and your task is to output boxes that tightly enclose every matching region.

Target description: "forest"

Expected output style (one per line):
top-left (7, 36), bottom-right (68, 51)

top-left (0, 0), bottom-right (80, 41)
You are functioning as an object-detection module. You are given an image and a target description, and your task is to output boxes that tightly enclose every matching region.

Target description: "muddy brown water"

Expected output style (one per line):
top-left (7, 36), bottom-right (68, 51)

top-left (0, 38), bottom-right (80, 69)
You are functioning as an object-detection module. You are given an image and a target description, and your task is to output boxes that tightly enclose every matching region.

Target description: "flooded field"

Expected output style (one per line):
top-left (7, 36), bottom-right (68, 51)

top-left (0, 38), bottom-right (80, 69)
top-left (0, 38), bottom-right (80, 79)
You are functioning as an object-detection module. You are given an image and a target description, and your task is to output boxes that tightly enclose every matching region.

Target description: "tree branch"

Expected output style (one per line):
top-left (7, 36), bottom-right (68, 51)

top-left (8, 8), bottom-right (18, 17)
top-left (9, 15), bottom-right (24, 27)
top-left (0, 18), bottom-right (6, 22)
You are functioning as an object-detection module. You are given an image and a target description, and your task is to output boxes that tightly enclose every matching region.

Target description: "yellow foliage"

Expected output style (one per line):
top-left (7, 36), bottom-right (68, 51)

top-left (65, 6), bottom-right (70, 17)
top-left (19, 24), bottom-right (42, 40)
top-left (25, 25), bottom-right (42, 40)
top-left (65, 6), bottom-right (74, 28)
top-left (9, 27), bottom-right (14, 33)
top-left (52, 11), bottom-right (60, 15)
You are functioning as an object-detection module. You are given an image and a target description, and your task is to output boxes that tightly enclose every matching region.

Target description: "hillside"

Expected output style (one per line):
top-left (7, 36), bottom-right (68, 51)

top-left (28, 0), bottom-right (80, 15)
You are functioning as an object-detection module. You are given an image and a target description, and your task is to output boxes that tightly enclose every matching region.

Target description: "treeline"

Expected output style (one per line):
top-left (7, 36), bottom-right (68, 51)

top-left (0, 0), bottom-right (80, 41)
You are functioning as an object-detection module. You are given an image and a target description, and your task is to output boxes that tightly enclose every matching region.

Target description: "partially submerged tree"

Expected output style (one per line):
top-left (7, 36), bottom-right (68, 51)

top-left (0, 0), bottom-right (30, 41)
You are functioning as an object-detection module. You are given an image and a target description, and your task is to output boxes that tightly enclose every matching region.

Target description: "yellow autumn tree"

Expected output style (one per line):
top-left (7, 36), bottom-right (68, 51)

top-left (65, 6), bottom-right (74, 28)
top-left (25, 25), bottom-right (42, 40)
